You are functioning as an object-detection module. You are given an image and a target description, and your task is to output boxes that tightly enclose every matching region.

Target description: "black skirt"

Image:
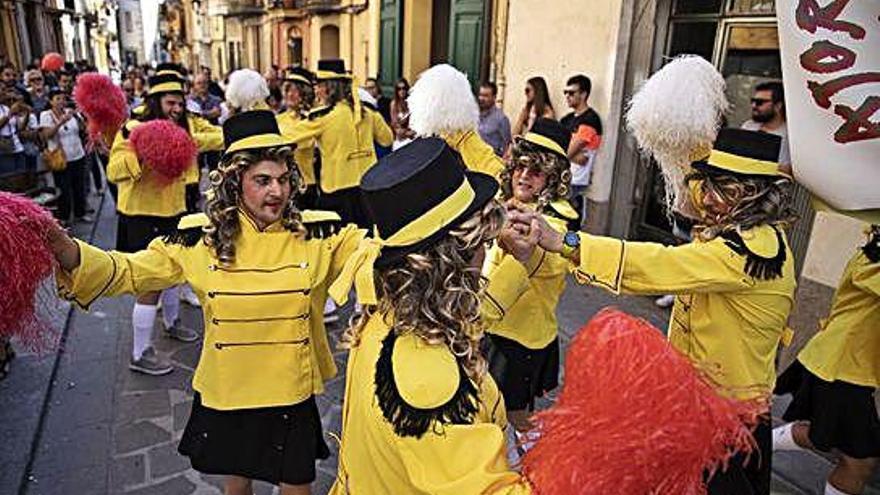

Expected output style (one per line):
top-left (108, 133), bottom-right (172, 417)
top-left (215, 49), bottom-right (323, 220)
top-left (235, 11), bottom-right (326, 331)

top-left (486, 333), bottom-right (560, 411)
top-left (178, 394), bottom-right (330, 485)
top-left (775, 360), bottom-right (880, 459)
top-left (116, 213), bottom-right (181, 252)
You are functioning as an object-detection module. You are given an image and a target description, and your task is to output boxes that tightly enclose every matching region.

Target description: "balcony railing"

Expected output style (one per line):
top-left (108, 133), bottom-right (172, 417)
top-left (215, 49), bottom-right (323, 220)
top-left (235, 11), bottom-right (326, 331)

top-left (302, 0), bottom-right (341, 13)
top-left (226, 0), bottom-right (265, 16)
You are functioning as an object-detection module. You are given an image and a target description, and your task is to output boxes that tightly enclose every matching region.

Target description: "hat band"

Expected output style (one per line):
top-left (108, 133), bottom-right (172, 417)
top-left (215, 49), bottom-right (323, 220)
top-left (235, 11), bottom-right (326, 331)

top-left (285, 74), bottom-right (312, 85)
top-left (706, 149), bottom-right (779, 177)
top-left (316, 70), bottom-right (351, 80)
top-left (225, 133), bottom-right (292, 155)
top-left (328, 178), bottom-right (477, 306)
top-left (149, 81), bottom-right (184, 95)
top-left (156, 69), bottom-right (184, 79)
top-left (522, 132), bottom-right (567, 158)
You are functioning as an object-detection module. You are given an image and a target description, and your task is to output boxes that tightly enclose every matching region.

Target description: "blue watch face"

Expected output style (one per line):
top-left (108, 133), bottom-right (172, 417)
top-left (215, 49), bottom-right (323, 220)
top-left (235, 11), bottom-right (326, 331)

top-left (564, 231), bottom-right (580, 248)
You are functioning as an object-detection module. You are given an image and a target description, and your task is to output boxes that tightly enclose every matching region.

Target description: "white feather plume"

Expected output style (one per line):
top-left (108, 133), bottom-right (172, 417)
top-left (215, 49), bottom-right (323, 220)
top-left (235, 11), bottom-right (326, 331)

top-left (225, 69), bottom-right (270, 112)
top-left (626, 55), bottom-right (728, 211)
top-left (358, 87), bottom-right (377, 108)
top-left (407, 64), bottom-right (479, 137)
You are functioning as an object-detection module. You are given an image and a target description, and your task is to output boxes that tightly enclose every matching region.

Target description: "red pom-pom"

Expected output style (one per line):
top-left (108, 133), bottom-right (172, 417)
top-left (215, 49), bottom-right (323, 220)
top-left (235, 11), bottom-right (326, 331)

top-left (522, 308), bottom-right (763, 495)
top-left (129, 120), bottom-right (197, 182)
top-left (41, 52), bottom-right (64, 72)
top-left (0, 192), bottom-right (59, 350)
top-left (73, 73), bottom-right (127, 146)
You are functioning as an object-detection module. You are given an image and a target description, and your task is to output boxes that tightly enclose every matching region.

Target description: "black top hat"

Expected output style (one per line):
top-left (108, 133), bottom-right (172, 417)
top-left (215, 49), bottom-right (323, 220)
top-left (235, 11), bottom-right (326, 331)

top-left (517, 118), bottom-right (571, 160)
top-left (694, 128), bottom-right (783, 177)
top-left (223, 110), bottom-right (292, 155)
top-left (147, 73), bottom-right (185, 96)
top-left (361, 137), bottom-right (499, 268)
top-left (284, 66), bottom-right (315, 86)
top-left (316, 59), bottom-right (350, 80)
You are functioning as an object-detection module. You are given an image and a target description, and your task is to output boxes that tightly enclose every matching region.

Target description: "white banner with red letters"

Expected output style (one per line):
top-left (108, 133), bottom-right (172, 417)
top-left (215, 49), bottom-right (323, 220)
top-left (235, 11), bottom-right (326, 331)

top-left (776, 0), bottom-right (880, 213)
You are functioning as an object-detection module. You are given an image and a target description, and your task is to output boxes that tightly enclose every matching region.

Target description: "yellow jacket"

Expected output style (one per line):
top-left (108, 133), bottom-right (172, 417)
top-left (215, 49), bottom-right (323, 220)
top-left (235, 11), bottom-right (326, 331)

top-left (483, 206), bottom-right (572, 349)
top-left (107, 118), bottom-right (222, 217)
top-left (57, 211), bottom-right (364, 410)
top-left (798, 249), bottom-right (880, 387)
top-left (292, 104), bottom-right (393, 193)
top-left (571, 225), bottom-right (796, 397)
top-left (276, 110), bottom-right (317, 186)
top-left (330, 256), bottom-right (541, 494)
top-left (444, 130), bottom-right (504, 181)
top-left (184, 115), bottom-right (224, 184)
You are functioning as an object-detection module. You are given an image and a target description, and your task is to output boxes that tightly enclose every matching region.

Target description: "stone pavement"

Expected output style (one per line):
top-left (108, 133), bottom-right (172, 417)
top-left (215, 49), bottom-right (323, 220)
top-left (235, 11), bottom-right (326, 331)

top-left (2, 190), bottom-right (878, 494)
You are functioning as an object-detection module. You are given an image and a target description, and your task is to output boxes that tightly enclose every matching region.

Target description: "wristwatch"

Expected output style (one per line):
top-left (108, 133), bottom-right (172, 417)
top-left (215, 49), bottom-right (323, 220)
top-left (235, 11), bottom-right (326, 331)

top-left (560, 231), bottom-right (580, 259)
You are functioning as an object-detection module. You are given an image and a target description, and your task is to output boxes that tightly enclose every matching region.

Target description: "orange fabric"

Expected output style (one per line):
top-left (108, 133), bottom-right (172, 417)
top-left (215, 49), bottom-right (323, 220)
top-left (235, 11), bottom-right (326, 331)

top-left (575, 124), bottom-right (602, 151)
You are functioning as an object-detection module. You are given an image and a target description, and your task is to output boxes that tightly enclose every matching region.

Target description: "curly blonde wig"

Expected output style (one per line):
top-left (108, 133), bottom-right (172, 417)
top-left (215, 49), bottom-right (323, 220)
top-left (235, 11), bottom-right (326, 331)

top-left (203, 146), bottom-right (306, 264)
top-left (499, 139), bottom-right (571, 209)
top-left (343, 199), bottom-right (506, 380)
top-left (686, 169), bottom-right (797, 241)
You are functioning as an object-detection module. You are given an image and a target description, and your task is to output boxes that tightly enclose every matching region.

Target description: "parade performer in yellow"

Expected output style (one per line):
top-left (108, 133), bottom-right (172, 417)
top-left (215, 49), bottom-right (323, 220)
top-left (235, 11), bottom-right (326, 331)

top-left (510, 126), bottom-right (798, 495)
top-left (276, 67), bottom-right (319, 209)
top-left (483, 118), bottom-right (576, 450)
top-left (290, 59), bottom-right (392, 226)
top-left (774, 225), bottom-right (880, 495)
top-left (47, 109), bottom-right (364, 495)
top-left (407, 63), bottom-right (504, 180)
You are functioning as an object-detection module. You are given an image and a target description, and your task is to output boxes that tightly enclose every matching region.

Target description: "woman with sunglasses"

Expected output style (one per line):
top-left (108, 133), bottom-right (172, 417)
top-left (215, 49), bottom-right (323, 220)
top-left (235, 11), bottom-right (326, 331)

top-left (512, 76), bottom-right (556, 137)
top-left (390, 77), bottom-right (414, 150)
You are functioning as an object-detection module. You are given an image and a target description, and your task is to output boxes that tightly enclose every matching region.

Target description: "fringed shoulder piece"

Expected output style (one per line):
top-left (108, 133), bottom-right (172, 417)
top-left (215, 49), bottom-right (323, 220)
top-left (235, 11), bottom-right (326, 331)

top-left (720, 225), bottom-right (787, 281)
top-left (546, 200), bottom-right (579, 222)
top-left (301, 209), bottom-right (343, 239)
top-left (375, 331), bottom-right (480, 439)
top-left (863, 228), bottom-right (880, 263)
top-left (120, 119), bottom-right (142, 140)
top-left (308, 105), bottom-right (333, 121)
top-left (163, 213), bottom-right (209, 248)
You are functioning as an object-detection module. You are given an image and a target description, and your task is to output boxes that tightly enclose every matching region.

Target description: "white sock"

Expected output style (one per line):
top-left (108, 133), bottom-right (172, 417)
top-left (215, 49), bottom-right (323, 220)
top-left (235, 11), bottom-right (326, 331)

top-left (505, 425), bottom-right (521, 468)
top-left (161, 287), bottom-right (180, 328)
top-left (132, 303), bottom-right (157, 360)
top-left (772, 423), bottom-right (806, 452)
top-left (825, 482), bottom-right (852, 495)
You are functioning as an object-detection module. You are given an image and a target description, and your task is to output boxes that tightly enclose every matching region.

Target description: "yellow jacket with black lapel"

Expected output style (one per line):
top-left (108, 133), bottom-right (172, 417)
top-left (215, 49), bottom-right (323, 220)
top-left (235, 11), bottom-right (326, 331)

top-left (57, 210), bottom-right (364, 410)
top-left (276, 110), bottom-right (317, 187)
top-left (291, 103), bottom-right (393, 193)
top-left (571, 224), bottom-right (796, 398)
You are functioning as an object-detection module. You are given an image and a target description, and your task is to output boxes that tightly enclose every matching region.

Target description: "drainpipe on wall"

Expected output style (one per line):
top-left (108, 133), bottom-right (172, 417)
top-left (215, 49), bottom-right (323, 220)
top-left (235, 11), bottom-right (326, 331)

top-left (492, 0), bottom-right (510, 108)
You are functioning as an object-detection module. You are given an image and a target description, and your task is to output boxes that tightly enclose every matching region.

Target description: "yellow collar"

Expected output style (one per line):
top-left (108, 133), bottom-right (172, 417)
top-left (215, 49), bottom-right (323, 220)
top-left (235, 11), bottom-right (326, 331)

top-left (237, 209), bottom-right (286, 233)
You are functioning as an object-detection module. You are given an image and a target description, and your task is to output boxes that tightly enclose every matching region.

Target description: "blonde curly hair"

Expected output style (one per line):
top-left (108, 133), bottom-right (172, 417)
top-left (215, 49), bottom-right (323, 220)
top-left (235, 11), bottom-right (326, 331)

top-left (499, 139), bottom-right (571, 209)
top-left (343, 199), bottom-right (506, 380)
top-left (203, 146), bottom-right (306, 264)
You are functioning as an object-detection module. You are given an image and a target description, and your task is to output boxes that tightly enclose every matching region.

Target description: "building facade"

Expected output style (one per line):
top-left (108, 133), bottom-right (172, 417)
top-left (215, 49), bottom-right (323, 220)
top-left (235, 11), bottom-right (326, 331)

top-left (118, 0), bottom-right (146, 67)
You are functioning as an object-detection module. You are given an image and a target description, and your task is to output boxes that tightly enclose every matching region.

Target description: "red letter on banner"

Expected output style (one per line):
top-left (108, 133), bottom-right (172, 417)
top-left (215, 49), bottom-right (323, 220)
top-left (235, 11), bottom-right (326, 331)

top-left (808, 73), bottom-right (880, 108)
top-left (795, 0), bottom-right (866, 40)
top-left (800, 40), bottom-right (856, 74)
top-left (833, 97), bottom-right (880, 144)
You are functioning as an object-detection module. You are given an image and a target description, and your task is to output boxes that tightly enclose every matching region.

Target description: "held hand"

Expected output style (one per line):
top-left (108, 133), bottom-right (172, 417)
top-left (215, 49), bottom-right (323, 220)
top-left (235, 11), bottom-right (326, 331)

top-left (498, 218), bottom-right (541, 264)
top-left (44, 220), bottom-right (81, 271)
top-left (504, 203), bottom-right (565, 254)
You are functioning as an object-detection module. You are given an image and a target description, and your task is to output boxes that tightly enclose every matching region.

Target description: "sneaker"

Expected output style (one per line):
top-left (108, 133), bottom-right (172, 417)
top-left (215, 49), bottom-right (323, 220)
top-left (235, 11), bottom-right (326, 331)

top-left (655, 295), bottom-right (675, 308)
top-left (129, 347), bottom-right (174, 375)
top-left (164, 319), bottom-right (200, 342)
top-left (180, 286), bottom-right (201, 308)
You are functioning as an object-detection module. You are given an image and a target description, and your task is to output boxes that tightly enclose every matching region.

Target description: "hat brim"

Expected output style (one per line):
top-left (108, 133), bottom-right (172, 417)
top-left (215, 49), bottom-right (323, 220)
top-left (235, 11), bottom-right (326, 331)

top-left (148, 81), bottom-right (185, 96)
top-left (514, 133), bottom-right (568, 161)
top-left (315, 70), bottom-right (352, 81)
top-left (284, 74), bottom-right (313, 85)
top-left (224, 133), bottom-right (296, 156)
top-left (374, 171), bottom-right (499, 268)
top-left (692, 149), bottom-right (782, 178)
top-left (691, 160), bottom-right (781, 179)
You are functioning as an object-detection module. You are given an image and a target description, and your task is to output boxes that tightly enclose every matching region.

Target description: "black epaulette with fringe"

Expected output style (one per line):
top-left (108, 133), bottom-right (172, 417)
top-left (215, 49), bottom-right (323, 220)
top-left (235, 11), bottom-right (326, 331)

top-left (720, 227), bottom-right (787, 281)
top-left (120, 119), bottom-right (141, 140)
top-left (374, 331), bottom-right (480, 439)
top-left (162, 213), bottom-right (208, 247)
top-left (301, 210), bottom-right (344, 239)
top-left (863, 229), bottom-right (880, 263)
top-left (308, 105), bottom-right (333, 121)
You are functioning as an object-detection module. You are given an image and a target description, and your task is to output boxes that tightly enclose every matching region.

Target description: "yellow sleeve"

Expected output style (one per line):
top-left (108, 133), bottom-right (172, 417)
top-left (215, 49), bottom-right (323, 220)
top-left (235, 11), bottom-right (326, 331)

top-left (291, 114), bottom-right (328, 144)
top-left (482, 250), bottom-right (544, 325)
top-left (327, 224), bottom-right (368, 283)
top-left (56, 239), bottom-right (186, 309)
top-left (446, 130), bottom-right (504, 180)
top-left (573, 234), bottom-right (751, 295)
top-left (106, 130), bottom-right (142, 184)
top-left (397, 424), bottom-right (532, 495)
top-left (851, 260), bottom-right (880, 297)
top-left (372, 110), bottom-right (393, 147)
top-left (190, 117), bottom-right (224, 152)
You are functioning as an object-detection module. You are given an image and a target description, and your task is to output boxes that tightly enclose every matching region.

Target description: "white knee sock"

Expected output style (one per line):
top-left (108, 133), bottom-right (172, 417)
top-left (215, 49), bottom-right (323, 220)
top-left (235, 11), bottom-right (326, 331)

top-left (161, 286), bottom-right (180, 328)
top-left (772, 423), bottom-right (806, 452)
top-left (825, 482), bottom-right (852, 495)
top-left (132, 303), bottom-right (157, 360)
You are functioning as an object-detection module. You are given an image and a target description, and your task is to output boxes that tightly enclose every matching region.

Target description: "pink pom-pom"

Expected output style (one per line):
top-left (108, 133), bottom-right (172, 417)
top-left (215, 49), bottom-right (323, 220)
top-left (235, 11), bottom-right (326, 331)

top-left (0, 192), bottom-right (59, 350)
top-left (129, 120), bottom-right (197, 182)
top-left (73, 73), bottom-right (128, 146)
top-left (522, 308), bottom-right (763, 495)
top-left (41, 52), bottom-right (64, 72)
